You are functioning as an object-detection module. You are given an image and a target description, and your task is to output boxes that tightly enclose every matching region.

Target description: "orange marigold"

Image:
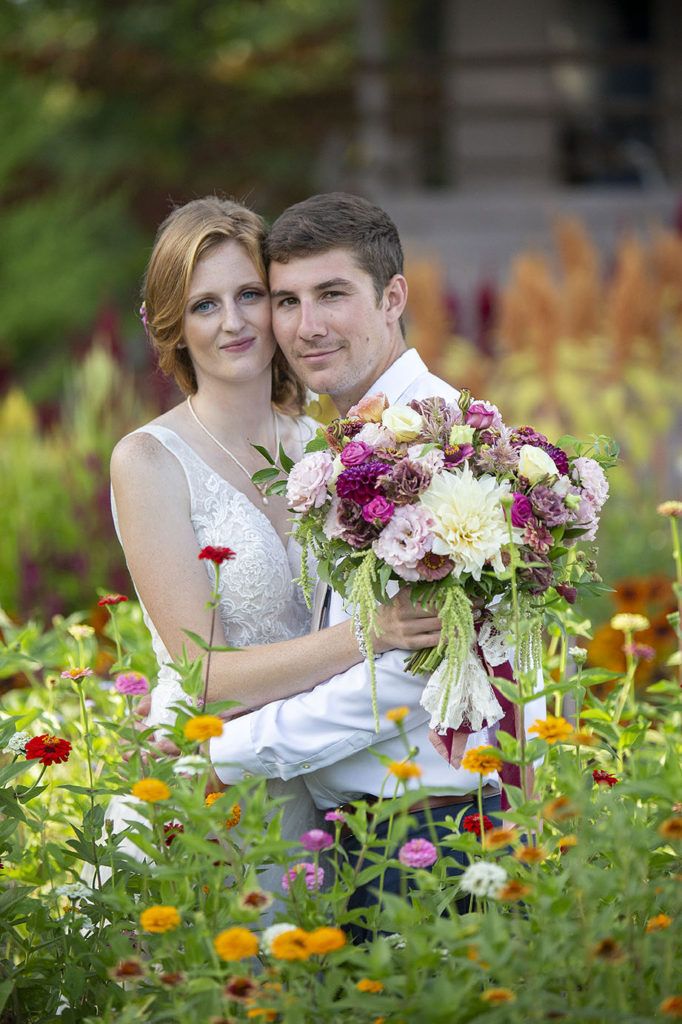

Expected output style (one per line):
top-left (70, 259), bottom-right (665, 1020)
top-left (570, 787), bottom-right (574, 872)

top-left (306, 927), bottom-right (346, 954)
top-left (184, 715), bottom-right (224, 741)
top-left (132, 778), bottom-right (170, 803)
top-left (528, 715), bottom-right (573, 744)
top-left (461, 746), bottom-right (502, 775)
top-left (388, 761), bottom-right (422, 780)
top-left (214, 927), bottom-right (259, 961)
top-left (205, 792), bottom-right (241, 828)
top-left (483, 827), bottom-right (518, 851)
top-left (140, 905), bottom-right (180, 933)
top-left (542, 796), bottom-right (577, 822)
top-left (357, 978), bottom-right (384, 993)
top-left (647, 913), bottom-right (672, 932)
top-left (270, 928), bottom-right (311, 961)
top-left (515, 845), bottom-right (547, 864)
top-left (498, 879), bottom-right (531, 902)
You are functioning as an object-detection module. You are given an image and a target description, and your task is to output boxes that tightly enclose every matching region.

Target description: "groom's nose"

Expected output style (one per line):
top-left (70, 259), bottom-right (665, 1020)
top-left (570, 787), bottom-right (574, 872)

top-left (297, 299), bottom-right (327, 340)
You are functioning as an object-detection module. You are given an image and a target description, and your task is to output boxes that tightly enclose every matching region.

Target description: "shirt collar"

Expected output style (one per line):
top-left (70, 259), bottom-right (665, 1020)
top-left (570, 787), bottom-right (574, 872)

top-left (361, 349), bottom-right (427, 406)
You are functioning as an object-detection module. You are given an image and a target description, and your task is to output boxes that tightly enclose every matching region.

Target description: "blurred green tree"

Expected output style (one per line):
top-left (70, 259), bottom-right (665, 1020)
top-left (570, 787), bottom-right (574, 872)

top-left (0, 0), bottom-right (354, 394)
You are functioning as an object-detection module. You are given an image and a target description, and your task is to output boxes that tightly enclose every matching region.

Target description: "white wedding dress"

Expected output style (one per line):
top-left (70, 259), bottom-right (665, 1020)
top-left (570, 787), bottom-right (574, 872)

top-left (94, 417), bottom-right (323, 893)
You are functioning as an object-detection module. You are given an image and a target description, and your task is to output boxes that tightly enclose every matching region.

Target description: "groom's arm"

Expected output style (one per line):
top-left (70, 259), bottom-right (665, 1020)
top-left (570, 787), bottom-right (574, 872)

top-left (208, 650), bottom-right (430, 785)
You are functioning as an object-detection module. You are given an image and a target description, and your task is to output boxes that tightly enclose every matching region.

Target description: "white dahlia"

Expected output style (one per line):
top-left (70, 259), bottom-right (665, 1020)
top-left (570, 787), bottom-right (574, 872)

top-left (419, 463), bottom-right (515, 580)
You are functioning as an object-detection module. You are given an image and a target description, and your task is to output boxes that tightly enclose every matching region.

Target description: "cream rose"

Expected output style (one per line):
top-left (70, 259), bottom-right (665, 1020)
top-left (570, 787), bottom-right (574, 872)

top-left (381, 405), bottom-right (423, 442)
top-left (449, 424), bottom-right (475, 446)
top-left (517, 444), bottom-right (558, 483)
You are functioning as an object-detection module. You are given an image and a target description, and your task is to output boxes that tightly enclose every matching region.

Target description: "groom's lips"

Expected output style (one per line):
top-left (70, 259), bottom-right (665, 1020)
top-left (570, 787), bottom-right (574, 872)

top-left (299, 347), bottom-right (342, 363)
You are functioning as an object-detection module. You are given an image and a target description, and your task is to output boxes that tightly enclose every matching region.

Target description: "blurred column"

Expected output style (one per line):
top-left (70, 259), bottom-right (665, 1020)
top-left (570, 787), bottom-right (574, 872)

top-left (655, 0), bottom-right (682, 185)
top-left (355, 0), bottom-right (392, 194)
top-left (444, 0), bottom-right (559, 189)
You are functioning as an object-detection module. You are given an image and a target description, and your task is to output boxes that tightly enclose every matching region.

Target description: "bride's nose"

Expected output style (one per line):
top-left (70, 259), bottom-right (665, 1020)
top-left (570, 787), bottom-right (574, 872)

top-left (221, 299), bottom-right (246, 333)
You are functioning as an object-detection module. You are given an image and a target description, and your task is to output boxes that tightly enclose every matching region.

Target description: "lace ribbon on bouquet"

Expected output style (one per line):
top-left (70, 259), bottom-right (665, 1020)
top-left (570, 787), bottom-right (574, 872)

top-left (419, 619), bottom-right (509, 734)
top-left (423, 620), bottom-right (532, 811)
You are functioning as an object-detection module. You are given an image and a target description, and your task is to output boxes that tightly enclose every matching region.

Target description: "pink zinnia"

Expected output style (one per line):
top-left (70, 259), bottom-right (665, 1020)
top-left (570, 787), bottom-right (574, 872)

top-left (282, 862), bottom-right (324, 892)
top-left (398, 838), bottom-right (438, 868)
top-left (300, 829), bottom-right (335, 851)
top-left (115, 672), bottom-right (150, 696)
top-left (324, 810), bottom-right (346, 824)
top-left (61, 668), bottom-right (93, 681)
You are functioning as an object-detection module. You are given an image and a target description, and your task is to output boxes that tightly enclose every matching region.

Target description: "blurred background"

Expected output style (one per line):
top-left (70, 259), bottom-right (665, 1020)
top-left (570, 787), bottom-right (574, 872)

top-left (1, 0), bottom-right (680, 682)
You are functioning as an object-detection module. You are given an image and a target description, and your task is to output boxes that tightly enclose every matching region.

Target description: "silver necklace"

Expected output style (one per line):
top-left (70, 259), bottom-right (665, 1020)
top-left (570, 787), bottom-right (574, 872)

top-left (186, 395), bottom-right (279, 505)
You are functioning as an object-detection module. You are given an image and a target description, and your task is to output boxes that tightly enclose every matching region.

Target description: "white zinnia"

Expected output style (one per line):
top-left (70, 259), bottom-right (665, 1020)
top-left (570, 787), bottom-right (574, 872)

top-left (458, 861), bottom-right (507, 899)
top-left (260, 922), bottom-right (297, 954)
top-left (54, 883), bottom-right (93, 901)
top-left (3, 731), bottom-right (29, 755)
top-left (420, 463), bottom-right (516, 580)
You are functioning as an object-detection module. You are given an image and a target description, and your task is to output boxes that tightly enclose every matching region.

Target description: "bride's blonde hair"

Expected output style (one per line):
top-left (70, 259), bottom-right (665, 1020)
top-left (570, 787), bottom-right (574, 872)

top-left (142, 196), bottom-right (305, 411)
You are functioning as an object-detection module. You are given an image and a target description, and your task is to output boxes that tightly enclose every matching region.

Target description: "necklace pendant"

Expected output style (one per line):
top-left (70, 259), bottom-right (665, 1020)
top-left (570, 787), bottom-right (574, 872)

top-left (261, 494), bottom-right (269, 505)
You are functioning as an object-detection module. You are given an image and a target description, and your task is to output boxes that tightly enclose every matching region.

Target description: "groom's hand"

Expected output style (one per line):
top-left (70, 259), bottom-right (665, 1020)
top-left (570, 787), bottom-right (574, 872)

top-left (120, 693), bottom-right (181, 762)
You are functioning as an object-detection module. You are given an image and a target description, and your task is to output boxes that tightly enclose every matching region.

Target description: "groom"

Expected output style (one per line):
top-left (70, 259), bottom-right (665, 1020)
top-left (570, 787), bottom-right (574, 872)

top-left (208, 193), bottom-right (544, 925)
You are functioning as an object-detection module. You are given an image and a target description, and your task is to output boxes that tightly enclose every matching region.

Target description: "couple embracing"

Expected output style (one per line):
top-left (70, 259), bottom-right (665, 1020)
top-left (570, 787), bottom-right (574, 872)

top-left (111, 192), bottom-right (544, 926)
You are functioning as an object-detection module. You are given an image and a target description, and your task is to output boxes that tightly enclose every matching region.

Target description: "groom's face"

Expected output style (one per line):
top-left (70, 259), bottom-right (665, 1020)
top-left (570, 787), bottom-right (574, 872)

top-left (269, 248), bottom-right (405, 415)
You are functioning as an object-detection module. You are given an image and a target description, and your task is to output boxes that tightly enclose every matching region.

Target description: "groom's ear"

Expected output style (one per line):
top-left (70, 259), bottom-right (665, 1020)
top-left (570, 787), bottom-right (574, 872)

top-left (383, 274), bottom-right (408, 324)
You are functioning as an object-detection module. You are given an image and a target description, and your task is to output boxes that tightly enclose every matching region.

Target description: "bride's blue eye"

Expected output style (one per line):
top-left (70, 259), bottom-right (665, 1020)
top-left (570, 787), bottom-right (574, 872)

top-left (193, 299), bottom-right (214, 313)
top-left (241, 288), bottom-right (265, 302)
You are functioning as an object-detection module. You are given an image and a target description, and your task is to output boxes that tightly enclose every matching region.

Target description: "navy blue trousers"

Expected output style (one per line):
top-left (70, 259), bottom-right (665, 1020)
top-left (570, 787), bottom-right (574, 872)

top-left (341, 792), bottom-right (502, 943)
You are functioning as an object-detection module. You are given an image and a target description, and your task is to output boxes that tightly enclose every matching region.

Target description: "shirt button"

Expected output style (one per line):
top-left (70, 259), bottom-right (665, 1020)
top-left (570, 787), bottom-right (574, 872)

top-left (302, 763), bottom-right (311, 770)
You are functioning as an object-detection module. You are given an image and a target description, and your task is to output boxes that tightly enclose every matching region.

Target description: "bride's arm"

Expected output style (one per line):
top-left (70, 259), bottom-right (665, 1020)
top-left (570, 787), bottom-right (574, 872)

top-left (111, 432), bottom-right (441, 710)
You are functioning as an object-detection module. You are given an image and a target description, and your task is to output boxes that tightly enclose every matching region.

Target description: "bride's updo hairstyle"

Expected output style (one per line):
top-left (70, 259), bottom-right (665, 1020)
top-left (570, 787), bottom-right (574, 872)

top-left (142, 195), bottom-right (305, 412)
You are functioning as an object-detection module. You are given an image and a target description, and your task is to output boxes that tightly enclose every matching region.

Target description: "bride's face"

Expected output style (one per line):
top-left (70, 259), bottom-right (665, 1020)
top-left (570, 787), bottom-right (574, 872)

top-left (181, 238), bottom-right (276, 391)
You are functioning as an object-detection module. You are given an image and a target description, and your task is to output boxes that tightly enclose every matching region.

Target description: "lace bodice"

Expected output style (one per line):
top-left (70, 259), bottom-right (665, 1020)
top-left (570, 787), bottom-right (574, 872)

top-left (111, 418), bottom-right (316, 728)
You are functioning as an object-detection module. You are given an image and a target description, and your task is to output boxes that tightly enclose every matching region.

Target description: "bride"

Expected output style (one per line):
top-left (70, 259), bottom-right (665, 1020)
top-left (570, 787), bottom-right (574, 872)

top-left (106, 196), bottom-right (441, 857)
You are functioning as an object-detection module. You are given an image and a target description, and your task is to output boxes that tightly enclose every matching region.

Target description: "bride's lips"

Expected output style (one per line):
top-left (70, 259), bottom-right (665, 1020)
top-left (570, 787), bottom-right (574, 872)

top-left (220, 337), bottom-right (256, 353)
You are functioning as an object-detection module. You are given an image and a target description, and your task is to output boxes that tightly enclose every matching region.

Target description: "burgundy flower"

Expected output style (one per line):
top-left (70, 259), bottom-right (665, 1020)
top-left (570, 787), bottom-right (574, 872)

top-left (555, 583), bottom-right (578, 605)
top-left (335, 497), bottom-right (382, 548)
top-left (592, 769), bottom-right (619, 787)
top-left (198, 546), bottom-right (235, 565)
top-left (324, 418), bottom-right (363, 452)
top-left (443, 443), bottom-right (475, 467)
top-left (463, 813), bottom-right (494, 836)
top-left (25, 735), bottom-right (72, 766)
top-left (98, 593), bottom-right (128, 606)
top-left (340, 441), bottom-right (373, 466)
top-left (416, 551), bottom-right (455, 581)
top-left (510, 493), bottom-right (534, 527)
top-left (511, 426), bottom-right (548, 447)
top-left (517, 550), bottom-right (554, 594)
top-left (381, 459), bottom-right (432, 504)
top-left (163, 822), bottom-right (184, 846)
top-left (336, 462), bottom-right (391, 505)
top-left (539, 442), bottom-right (569, 476)
top-left (225, 976), bottom-right (258, 1002)
top-left (361, 495), bottom-right (395, 525)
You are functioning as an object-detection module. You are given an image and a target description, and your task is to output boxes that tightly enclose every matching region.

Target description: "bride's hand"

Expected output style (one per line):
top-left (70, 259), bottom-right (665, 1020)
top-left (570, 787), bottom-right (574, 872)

top-left (371, 588), bottom-right (442, 654)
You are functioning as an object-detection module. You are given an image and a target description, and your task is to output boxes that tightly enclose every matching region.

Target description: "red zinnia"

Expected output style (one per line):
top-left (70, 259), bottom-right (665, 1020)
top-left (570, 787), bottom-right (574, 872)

top-left (163, 823), bottom-right (184, 846)
top-left (25, 734), bottom-right (72, 766)
top-left (463, 813), bottom-right (494, 836)
top-left (198, 546), bottom-right (236, 565)
top-left (98, 593), bottom-right (128, 606)
top-left (593, 769), bottom-right (619, 787)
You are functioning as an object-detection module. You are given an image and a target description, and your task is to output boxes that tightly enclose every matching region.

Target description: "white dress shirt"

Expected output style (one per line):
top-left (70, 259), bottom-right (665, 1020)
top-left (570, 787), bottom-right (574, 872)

top-left (210, 349), bottom-right (546, 808)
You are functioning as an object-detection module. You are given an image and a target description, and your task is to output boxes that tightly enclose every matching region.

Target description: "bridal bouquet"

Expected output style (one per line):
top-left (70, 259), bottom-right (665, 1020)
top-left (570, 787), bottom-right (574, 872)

top-left (256, 390), bottom-right (616, 732)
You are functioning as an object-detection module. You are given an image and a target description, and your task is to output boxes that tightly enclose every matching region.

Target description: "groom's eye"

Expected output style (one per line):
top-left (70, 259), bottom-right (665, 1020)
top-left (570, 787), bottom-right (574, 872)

top-left (276, 296), bottom-right (298, 308)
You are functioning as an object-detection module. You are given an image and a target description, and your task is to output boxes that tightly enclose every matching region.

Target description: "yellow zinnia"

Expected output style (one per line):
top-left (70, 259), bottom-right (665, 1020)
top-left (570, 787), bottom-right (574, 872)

top-left (270, 927), bottom-right (311, 961)
top-left (184, 715), bottom-right (224, 741)
top-left (306, 927), bottom-right (346, 954)
top-left (461, 746), bottom-right (502, 775)
top-left (205, 791), bottom-right (241, 828)
top-left (647, 913), bottom-right (672, 932)
top-left (610, 613), bottom-right (650, 633)
top-left (481, 988), bottom-right (516, 1004)
top-left (213, 927), bottom-right (259, 961)
top-left (140, 905), bottom-right (180, 933)
top-left (132, 778), bottom-right (171, 803)
top-left (528, 715), bottom-right (574, 744)
top-left (386, 706), bottom-right (409, 723)
top-left (389, 760), bottom-right (422, 780)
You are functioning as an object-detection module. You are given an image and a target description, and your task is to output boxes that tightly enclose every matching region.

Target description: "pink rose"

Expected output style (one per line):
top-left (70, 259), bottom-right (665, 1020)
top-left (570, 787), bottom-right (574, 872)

top-left (572, 457), bottom-right (609, 512)
top-left (465, 402), bottom-right (495, 430)
top-left (286, 451), bottom-right (333, 513)
top-left (340, 441), bottom-right (372, 466)
top-left (362, 495), bottom-right (395, 524)
top-left (372, 505), bottom-right (436, 581)
top-left (510, 492), bottom-right (534, 527)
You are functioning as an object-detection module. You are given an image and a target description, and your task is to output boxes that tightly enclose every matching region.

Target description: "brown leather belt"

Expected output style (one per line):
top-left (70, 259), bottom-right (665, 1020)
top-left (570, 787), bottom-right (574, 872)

top-left (337, 784), bottom-right (498, 821)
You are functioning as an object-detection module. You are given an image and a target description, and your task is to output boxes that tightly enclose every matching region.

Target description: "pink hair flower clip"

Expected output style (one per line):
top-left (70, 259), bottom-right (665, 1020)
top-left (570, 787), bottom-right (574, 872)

top-left (139, 302), bottom-right (149, 336)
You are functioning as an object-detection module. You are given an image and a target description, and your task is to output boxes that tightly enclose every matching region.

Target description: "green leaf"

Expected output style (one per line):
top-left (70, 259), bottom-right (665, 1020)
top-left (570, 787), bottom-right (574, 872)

top-left (278, 442), bottom-right (295, 473)
top-left (304, 433), bottom-right (329, 452)
top-left (251, 466), bottom-right (282, 484)
top-left (0, 980), bottom-right (14, 1014)
top-left (0, 761), bottom-right (32, 787)
top-left (181, 629), bottom-right (239, 653)
top-left (251, 443), bottom-right (275, 465)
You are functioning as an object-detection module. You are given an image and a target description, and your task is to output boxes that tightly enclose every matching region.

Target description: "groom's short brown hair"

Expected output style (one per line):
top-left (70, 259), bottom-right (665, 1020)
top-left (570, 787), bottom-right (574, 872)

top-left (264, 192), bottom-right (404, 306)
